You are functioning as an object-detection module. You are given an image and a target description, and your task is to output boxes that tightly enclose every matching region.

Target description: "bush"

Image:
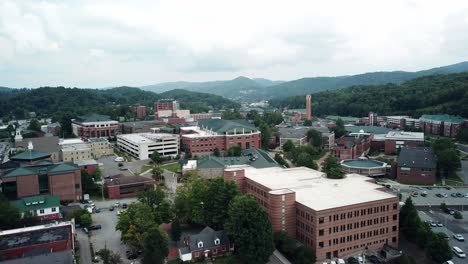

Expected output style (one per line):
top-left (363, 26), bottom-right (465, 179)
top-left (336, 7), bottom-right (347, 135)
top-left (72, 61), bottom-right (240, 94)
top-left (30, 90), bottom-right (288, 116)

top-left (454, 211), bottom-right (463, 219)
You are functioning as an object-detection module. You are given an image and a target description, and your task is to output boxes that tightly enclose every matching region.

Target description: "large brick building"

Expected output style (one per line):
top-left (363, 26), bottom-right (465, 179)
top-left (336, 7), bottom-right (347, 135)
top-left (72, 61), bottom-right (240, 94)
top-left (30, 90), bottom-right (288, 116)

top-left (420, 114), bottom-right (466, 138)
top-left (223, 166), bottom-right (399, 261)
top-left (71, 113), bottom-right (120, 139)
top-left (332, 134), bottom-right (372, 160)
top-left (0, 150), bottom-right (82, 201)
top-left (181, 119), bottom-right (261, 156)
top-left (396, 147), bottom-right (437, 185)
top-left (372, 131), bottom-right (424, 155)
top-left (105, 174), bottom-right (155, 199)
top-left (134, 105), bottom-right (147, 119)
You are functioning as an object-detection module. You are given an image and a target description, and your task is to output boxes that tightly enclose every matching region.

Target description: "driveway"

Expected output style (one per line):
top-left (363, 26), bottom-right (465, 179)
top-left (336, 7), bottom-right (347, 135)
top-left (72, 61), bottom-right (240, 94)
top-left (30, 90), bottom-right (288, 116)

top-left (76, 230), bottom-right (92, 264)
top-left (98, 156), bottom-right (150, 177)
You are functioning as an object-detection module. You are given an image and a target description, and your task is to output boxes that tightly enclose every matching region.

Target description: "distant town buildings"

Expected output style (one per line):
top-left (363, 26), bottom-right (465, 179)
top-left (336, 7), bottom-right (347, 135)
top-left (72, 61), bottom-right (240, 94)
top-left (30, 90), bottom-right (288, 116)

top-left (181, 119), bottom-right (261, 156)
top-left (154, 99), bottom-right (192, 124)
top-left (396, 147), bottom-right (437, 185)
top-left (121, 120), bottom-right (166, 134)
top-left (133, 105), bottom-right (147, 119)
top-left (223, 166), bottom-right (399, 261)
top-left (71, 113), bottom-right (120, 139)
top-left (117, 132), bottom-right (179, 160)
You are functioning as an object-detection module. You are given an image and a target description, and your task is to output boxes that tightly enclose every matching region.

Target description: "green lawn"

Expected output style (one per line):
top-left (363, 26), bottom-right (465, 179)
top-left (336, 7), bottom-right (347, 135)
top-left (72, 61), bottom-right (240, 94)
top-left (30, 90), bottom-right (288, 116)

top-left (161, 163), bottom-right (180, 173)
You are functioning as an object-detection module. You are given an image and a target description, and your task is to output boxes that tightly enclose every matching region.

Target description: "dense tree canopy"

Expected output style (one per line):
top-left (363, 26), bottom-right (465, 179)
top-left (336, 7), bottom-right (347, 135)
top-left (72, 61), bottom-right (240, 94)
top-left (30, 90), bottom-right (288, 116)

top-left (322, 155), bottom-right (344, 179)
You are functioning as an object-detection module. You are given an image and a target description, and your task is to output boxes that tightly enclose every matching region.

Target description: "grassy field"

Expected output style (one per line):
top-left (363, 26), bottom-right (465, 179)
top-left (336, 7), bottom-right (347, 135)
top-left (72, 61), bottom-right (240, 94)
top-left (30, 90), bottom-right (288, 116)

top-left (141, 162), bottom-right (180, 174)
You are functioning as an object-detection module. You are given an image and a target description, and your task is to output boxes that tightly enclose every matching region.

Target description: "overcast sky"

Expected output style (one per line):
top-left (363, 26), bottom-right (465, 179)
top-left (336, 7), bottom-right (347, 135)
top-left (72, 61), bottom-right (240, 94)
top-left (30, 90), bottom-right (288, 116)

top-left (1, 0), bottom-right (468, 88)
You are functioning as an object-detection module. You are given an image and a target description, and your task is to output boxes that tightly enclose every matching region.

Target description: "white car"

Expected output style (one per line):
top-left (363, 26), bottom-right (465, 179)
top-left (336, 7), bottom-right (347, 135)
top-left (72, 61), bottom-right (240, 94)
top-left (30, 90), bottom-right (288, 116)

top-left (117, 210), bottom-right (121, 216)
top-left (114, 157), bottom-right (124, 162)
top-left (454, 234), bottom-right (465, 241)
top-left (114, 202), bottom-right (120, 207)
top-left (337, 259), bottom-right (345, 264)
top-left (464, 193), bottom-right (468, 198)
top-left (442, 193), bottom-right (448, 198)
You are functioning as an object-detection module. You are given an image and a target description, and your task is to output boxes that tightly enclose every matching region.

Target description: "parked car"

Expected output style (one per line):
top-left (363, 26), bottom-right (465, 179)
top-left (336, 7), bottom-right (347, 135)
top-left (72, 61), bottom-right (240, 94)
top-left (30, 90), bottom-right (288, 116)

top-left (114, 157), bottom-right (124, 162)
top-left (442, 233), bottom-right (449, 240)
top-left (446, 186), bottom-right (452, 190)
top-left (347, 257), bottom-right (359, 264)
top-left (436, 193), bottom-right (443, 198)
top-left (421, 191), bottom-right (428, 197)
top-left (109, 206), bottom-right (114, 211)
top-left (451, 193), bottom-right (458, 197)
top-left (456, 193), bottom-right (464, 197)
top-left (368, 255), bottom-right (382, 264)
top-left (83, 227), bottom-right (89, 234)
top-left (437, 222), bottom-right (443, 227)
top-left (442, 193), bottom-right (448, 198)
top-left (126, 250), bottom-right (138, 260)
top-left (122, 203), bottom-right (128, 209)
top-left (89, 224), bottom-right (102, 230)
top-left (454, 234), bottom-right (465, 241)
top-left (119, 167), bottom-right (128, 171)
top-left (337, 259), bottom-right (345, 264)
top-left (430, 222), bottom-right (437, 227)
top-left (465, 193), bottom-right (468, 198)
top-left (114, 202), bottom-right (120, 207)
top-left (452, 246), bottom-right (466, 258)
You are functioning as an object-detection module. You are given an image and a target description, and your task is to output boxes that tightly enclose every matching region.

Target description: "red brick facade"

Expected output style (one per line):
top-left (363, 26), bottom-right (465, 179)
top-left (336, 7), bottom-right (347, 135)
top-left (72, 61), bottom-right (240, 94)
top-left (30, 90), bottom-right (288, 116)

top-left (134, 105), bottom-right (147, 119)
top-left (384, 140), bottom-right (420, 155)
top-left (105, 176), bottom-right (155, 199)
top-left (396, 167), bottom-right (436, 185)
top-left (49, 171), bottom-right (82, 201)
top-left (182, 132), bottom-right (261, 156)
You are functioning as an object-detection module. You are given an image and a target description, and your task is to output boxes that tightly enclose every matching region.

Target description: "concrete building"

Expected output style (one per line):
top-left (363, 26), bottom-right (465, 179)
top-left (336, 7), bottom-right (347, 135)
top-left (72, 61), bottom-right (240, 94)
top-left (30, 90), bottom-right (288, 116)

top-left (117, 133), bottom-right (179, 160)
top-left (305, 95), bottom-right (312, 121)
top-left (0, 221), bottom-right (74, 261)
top-left (105, 174), bottom-right (155, 199)
top-left (121, 120), bottom-right (166, 134)
top-left (71, 113), bottom-right (120, 139)
top-left (341, 159), bottom-right (388, 177)
top-left (396, 147), bottom-right (437, 185)
top-left (372, 131), bottom-right (424, 155)
top-left (223, 167), bottom-right (399, 261)
top-left (181, 119), bottom-right (261, 156)
top-left (420, 114), bottom-right (466, 138)
top-left (385, 116), bottom-right (420, 129)
top-left (11, 195), bottom-right (61, 221)
top-left (59, 138), bottom-right (113, 162)
top-left (278, 127), bottom-right (309, 149)
top-left (134, 105), bottom-right (147, 119)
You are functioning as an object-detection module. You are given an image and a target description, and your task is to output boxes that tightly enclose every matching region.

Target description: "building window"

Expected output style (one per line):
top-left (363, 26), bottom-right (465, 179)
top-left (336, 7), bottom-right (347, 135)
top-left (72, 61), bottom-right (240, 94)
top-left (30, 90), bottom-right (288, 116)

top-left (75, 184), bottom-right (81, 189)
top-left (198, 241), bottom-right (203, 248)
top-left (319, 217), bottom-right (324, 224)
top-left (319, 241), bottom-right (324, 248)
top-left (214, 238), bottom-right (220, 245)
top-left (39, 209), bottom-right (44, 214)
top-left (52, 207), bottom-right (56, 212)
top-left (195, 252), bottom-right (199, 258)
top-left (319, 229), bottom-right (324, 236)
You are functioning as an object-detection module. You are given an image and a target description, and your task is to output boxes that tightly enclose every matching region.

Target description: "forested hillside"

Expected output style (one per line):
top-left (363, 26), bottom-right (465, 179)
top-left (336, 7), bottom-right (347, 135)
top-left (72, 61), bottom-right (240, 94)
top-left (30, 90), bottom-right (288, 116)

top-left (0, 86), bottom-right (239, 121)
top-left (270, 72), bottom-right (468, 117)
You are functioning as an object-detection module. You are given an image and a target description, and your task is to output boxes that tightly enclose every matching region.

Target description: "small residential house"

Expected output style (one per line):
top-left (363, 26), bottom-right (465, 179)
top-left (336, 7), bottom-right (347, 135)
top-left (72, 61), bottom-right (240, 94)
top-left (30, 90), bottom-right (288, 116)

top-left (178, 227), bottom-right (233, 262)
top-left (11, 195), bottom-right (61, 221)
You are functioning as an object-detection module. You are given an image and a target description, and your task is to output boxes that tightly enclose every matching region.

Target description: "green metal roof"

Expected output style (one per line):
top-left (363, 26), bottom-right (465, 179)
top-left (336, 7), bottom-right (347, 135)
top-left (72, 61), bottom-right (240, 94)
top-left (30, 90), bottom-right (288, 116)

top-left (3, 167), bottom-right (36, 177)
top-left (11, 195), bottom-right (60, 212)
top-left (2, 162), bottom-right (79, 178)
top-left (345, 126), bottom-right (393, 134)
top-left (420, 114), bottom-right (465, 124)
top-left (342, 159), bottom-right (386, 168)
top-left (397, 147), bottom-right (437, 169)
top-left (76, 113), bottom-right (114, 122)
top-left (198, 119), bottom-right (257, 134)
top-left (10, 150), bottom-right (51, 161)
top-left (326, 115), bottom-right (359, 122)
top-left (48, 163), bottom-right (80, 173)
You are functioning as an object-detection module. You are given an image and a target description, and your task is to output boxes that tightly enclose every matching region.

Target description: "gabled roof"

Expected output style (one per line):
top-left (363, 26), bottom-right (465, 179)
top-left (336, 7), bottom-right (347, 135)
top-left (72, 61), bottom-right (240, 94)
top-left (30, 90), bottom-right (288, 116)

top-left (47, 163), bottom-right (80, 173)
top-left (10, 150), bottom-right (51, 161)
top-left (198, 119), bottom-right (257, 134)
top-left (11, 195), bottom-right (60, 212)
top-left (2, 162), bottom-right (79, 178)
top-left (75, 113), bottom-right (114, 123)
top-left (4, 167), bottom-right (36, 177)
top-left (180, 227), bottom-right (230, 254)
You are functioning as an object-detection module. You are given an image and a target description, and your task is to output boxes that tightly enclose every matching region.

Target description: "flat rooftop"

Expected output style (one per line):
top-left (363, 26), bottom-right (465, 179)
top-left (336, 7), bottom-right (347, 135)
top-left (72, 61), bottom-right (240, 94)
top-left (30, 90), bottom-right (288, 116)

top-left (278, 127), bottom-right (308, 139)
top-left (384, 131), bottom-right (424, 141)
top-left (243, 167), bottom-right (396, 211)
top-left (118, 133), bottom-right (179, 144)
top-left (61, 143), bottom-right (90, 152)
top-left (341, 159), bottom-right (387, 168)
top-left (1, 250), bottom-right (74, 264)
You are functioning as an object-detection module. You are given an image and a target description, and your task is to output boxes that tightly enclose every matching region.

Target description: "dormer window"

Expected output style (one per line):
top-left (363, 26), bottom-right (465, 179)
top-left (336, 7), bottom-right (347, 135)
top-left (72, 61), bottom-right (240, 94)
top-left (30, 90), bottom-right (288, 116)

top-left (198, 241), bottom-right (203, 248)
top-left (214, 238), bottom-right (220, 245)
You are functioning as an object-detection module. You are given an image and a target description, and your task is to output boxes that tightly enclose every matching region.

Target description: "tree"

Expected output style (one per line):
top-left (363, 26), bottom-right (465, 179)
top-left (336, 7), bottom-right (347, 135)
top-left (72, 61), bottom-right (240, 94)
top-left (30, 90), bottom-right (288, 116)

top-left (20, 211), bottom-right (39, 227)
top-left (0, 196), bottom-right (21, 230)
top-left (306, 129), bottom-right (322, 148)
top-left (274, 153), bottom-right (289, 168)
top-left (27, 119), bottom-right (42, 132)
top-left (151, 151), bottom-right (162, 164)
top-left (143, 227), bottom-right (169, 264)
top-left (68, 208), bottom-right (89, 225)
top-left (171, 218), bottom-right (182, 242)
top-left (97, 247), bottom-right (123, 264)
top-left (454, 211), bottom-right (463, 219)
top-left (259, 122), bottom-right (273, 150)
top-left (438, 148), bottom-right (461, 175)
top-left (246, 110), bottom-right (260, 121)
top-left (282, 140), bottom-right (295, 152)
top-left (425, 232), bottom-right (452, 263)
top-left (432, 138), bottom-right (455, 154)
top-left (395, 254), bottom-right (416, 264)
top-left (296, 152), bottom-right (318, 169)
top-left (80, 213), bottom-right (92, 228)
top-left (151, 165), bottom-right (164, 181)
top-left (225, 195), bottom-right (274, 264)
top-left (173, 178), bottom-right (208, 224)
top-left (456, 127), bottom-right (468, 143)
top-left (213, 147), bottom-right (221, 157)
top-left (227, 145), bottom-right (242, 156)
top-left (137, 189), bottom-right (172, 224)
top-left (203, 178), bottom-right (239, 229)
top-left (273, 231), bottom-right (296, 257)
top-left (93, 167), bottom-right (102, 181)
top-left (303, 119), bottom-right (312, 126)
top-left (81, 170), bottom-right (100, 195)
top-left (222, 109), bottom-right (243, 120)
top-left (322, 155), bottom-right (344, 179)
top-left (330, 118), bottom-right (346, 138)
top-left (116, 203), bottom-right (158, 249)
top-left (293, 246), bottom-right (316, 264)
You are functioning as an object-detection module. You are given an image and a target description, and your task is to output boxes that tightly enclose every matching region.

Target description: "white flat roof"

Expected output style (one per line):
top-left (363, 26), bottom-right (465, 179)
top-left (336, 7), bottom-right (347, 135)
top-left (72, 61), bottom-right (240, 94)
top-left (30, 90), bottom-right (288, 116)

top-left (244, 167), bottom-right (396, 211)
top-left (59, 138), bottom-right (85, 145)
top-left (385, 131), bottom-right (424, 141)
top-left (61, 143), bottom-right (90, 152)
top-left (74, 159), bottom-right (98, 166)
top-left (180, 126), bottom-right (216, 138)
top-left (118, 133), bottom-right (179, 144)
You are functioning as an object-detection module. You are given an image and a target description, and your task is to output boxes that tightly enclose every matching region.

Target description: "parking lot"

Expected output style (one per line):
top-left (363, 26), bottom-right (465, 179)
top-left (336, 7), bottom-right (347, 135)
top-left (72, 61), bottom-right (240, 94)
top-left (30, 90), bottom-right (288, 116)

top-left (418, 210), bottom-right (468, 264)
top-left (401, 186), bottom-right (468, 207)
top-left (98, 155), bottom-right (150, 177)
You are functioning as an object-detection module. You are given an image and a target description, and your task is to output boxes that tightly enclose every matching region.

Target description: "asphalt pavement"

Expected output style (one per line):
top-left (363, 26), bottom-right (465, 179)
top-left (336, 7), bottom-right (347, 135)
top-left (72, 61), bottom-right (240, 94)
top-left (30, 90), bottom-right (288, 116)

top-left (401, 187), bottom-right (468, 206)
top-left (98, 156), bottom-right (150, 177)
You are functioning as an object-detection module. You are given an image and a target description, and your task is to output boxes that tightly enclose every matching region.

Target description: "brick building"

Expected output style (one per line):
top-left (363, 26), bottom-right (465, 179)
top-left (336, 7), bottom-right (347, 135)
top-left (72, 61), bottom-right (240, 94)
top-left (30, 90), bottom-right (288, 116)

top-left (372, 131), bottom-right (424, 155)
top-left (155, 99), bottom-right (179, 112)
top-left (134, 105), bottom-right (147, 119)
top-left (1, 150), bottom-right (82, 201)
top-left (178, 227), bottom-right (233, 261)
top-left (420, 114), bottom-right (466, 138)
top-left (181, 119), bottom-right (261, 156)
top-left (223, 166), bottom-right (399, 261)
top-left (332, 134), bottom-right (372, 160)
top-left (0, 222), bottom-right (74, 261)
top-left (396, 147), bottom-right (437, 185)
top-left (105, 174), bottom-right (155, 199)
top-left (71, 113), bottom-right (120, 139)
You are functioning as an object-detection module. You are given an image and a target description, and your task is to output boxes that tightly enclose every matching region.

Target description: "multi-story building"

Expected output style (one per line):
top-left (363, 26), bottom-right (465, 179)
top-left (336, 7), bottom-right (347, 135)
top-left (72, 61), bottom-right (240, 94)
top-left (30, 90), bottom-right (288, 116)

top-left (371, 131), bottom-right (424, 155)
top-left (0, 149), bottom-right (82, 201)
top-left (223, 166), bottom-right (399, 261)
top-left (117, 133), bottom-right (179, 160)
top-left (385, 116), bottom-right (420, 129)
top-left (121, 120), bottom-right (166, 134)
top-left (396, 147), bottom-right (437, 185)
top-left (181, 119), bottom-right (261, 156)
top-left (155, 99), bottom-right (179, 112)
top-left (191, 113), bottom-right (214, 120)
top-left (420, 114), bottom-right (466, 138)
top-left (11, 195), bottom-right (61, 221)
top-left (278, 127), bottom-right (309, 149)
top-left (332, 134), bottom-right (372, 160)
top-left (105, 174), bottom-right (155, 199)
top-left (0, 221), bottom-right (74, 262)
top-left (134, 105), bottom-right (147, 119)
top-left (59, 138), bottom-right (113, 162)
top-left (340, 159), bottom-right (388, 177)
top-left (71, 113), bottom-right (120, 139)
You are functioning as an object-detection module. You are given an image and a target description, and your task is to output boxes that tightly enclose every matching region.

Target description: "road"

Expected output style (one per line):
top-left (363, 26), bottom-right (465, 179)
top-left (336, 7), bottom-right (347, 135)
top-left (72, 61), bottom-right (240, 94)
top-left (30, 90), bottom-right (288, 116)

top-left (460, 160), bottom-right (468, 185)
top-left (456, 143), bottom-right (468, 154)
top-left (76, 230), bottom-right (92, 264)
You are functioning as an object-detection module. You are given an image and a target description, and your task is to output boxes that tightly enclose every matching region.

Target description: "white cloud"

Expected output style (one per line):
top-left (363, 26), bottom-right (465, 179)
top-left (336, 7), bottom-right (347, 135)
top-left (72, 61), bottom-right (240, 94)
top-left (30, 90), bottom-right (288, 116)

top-left (0, 0), bottom-right (468, 87)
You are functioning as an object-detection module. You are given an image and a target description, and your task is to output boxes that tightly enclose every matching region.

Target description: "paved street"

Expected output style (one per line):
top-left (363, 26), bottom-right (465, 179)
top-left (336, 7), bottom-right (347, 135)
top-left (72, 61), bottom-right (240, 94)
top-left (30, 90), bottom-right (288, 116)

top-left (460, 160), bottom-right (468, 185)
top-left (400, 187), bottom-right (468, 206)
top-left (76, 230), bottom-right (92, 264)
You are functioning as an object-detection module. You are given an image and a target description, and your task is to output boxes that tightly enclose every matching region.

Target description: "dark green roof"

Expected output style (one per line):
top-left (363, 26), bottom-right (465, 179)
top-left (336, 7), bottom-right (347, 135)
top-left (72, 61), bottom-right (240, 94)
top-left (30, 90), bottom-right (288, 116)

top-left (76, 113), bottom-right (114, 122)
top-left (198, 119), bottom-right (257, 134)
top-left (397, 147), bottom-right (437, 169)
top-left (2, 162), bottom-right (79, 178)
top-left (11, 195), bottom-right (60, 212)
top-left (420, 114), bottom-right (465, 124)
top-left (197, 148), bottom-right (278, 169)
top-left (345, 126), bottom-right (393, 134)
top-left (10, 150), bottom-right (51, 161)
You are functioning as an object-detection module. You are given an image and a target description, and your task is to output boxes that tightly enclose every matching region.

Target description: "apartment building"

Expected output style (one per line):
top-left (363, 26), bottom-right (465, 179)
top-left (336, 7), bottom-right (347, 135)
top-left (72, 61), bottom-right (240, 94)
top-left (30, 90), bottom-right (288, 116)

top-left (372, 131), bottom-right (424, 155)
top-left (134, 105), bottom-right (147, 119)
top-left (420, 114), bottom-right (466, 138)
top-left (181, 119), bottom-right (261, 156)
top-left (223, 166), bottom-right (399, 261)
top-left (117, 133), bottom-right (179, 160)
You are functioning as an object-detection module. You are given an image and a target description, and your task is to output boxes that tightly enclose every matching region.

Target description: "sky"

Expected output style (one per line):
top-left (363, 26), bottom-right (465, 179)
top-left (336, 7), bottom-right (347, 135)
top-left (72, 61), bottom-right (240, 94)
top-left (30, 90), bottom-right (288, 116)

top-left (1, 0), bottom-right (468, 88)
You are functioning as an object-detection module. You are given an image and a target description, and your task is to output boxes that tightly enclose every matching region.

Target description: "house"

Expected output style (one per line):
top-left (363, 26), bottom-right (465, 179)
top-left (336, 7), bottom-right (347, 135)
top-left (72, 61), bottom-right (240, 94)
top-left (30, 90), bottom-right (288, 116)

top-left (179, 227), bottom-right (234, 262)
top-left (11, 195), bottom-right (61, 221)
top-left (396, 147), bottom-right (437, 184)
